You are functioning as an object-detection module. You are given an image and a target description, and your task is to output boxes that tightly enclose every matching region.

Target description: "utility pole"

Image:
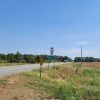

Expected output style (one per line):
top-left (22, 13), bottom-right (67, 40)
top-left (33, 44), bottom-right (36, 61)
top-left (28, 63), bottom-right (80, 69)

top-left (77, 41), bottom-right (87, 65)
top-left (81, 45), bottom-right (82, 65)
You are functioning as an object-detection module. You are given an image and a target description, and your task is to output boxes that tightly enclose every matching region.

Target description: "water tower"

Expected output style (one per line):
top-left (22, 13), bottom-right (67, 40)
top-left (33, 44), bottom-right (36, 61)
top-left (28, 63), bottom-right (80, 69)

top-left (50, 47), bottom-right (54, 56)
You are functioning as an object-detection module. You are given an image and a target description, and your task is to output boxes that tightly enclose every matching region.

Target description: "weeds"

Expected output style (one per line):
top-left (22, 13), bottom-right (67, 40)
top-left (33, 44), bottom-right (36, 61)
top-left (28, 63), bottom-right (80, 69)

top-left (21, 63), bottom-right (100, 100)
top-left (0, 79), bottom-right (7, 85)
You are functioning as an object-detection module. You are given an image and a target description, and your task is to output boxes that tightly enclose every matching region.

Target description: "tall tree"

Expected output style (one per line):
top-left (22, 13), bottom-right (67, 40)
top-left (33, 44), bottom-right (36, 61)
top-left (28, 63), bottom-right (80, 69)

top-left (7, 53), bottom-right (15, 63)
top-left (15, 51), bottom-right (22, 63)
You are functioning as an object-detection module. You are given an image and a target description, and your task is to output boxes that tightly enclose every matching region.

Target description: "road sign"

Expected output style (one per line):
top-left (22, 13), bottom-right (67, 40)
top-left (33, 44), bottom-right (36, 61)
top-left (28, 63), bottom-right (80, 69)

top-left (48, 56), bottom-right (56, 61)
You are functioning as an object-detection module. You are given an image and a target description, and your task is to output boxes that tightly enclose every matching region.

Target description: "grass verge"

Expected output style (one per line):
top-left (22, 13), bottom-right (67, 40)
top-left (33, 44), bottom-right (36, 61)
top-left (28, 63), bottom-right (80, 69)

top-left (0, 63), bottom-right (100, 100)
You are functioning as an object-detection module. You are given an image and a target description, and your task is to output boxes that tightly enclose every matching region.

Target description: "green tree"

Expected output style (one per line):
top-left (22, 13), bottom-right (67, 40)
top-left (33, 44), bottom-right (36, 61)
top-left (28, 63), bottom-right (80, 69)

top-left (0, 54), bottom-right (7, 63)
top-left (35, 56), bottom-right (45, 78)
top-left (23, 54), bottom-right (35, 63)
top-left (7, 53), bottom-right (15, 63)
top-left (15, 51), bottom-right (22, 63)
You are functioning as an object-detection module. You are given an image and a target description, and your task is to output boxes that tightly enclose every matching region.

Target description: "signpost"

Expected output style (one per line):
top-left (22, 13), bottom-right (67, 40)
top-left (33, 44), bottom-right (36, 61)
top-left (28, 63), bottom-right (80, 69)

top-left (40, 62), bottom-right (43, 78)
top-left (48, 56), bottom-right (55, 61)
top-left (35, 56), bottom-right (44, 78)
top-left (48, 47), bottom-right (55, 68)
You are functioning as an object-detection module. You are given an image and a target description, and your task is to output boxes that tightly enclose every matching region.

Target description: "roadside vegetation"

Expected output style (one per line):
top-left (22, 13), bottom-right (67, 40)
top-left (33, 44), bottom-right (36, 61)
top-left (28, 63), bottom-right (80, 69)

top-left (0, 63), bottom-right (100, 100)
top-left (74, 57), bottom-right (100, 62)
top-left (0, 51), bottom-right (72, 67)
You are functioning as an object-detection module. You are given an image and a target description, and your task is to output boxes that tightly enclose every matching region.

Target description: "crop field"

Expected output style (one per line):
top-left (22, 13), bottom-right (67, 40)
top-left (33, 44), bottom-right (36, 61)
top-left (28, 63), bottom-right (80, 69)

top-left (0, 63), bottom-right (100, 100)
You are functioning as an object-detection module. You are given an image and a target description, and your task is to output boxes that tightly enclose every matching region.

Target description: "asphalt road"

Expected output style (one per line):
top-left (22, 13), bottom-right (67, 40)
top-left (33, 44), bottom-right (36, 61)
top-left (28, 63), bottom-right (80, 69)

top-left (0, 62), bottom-right (64, 76)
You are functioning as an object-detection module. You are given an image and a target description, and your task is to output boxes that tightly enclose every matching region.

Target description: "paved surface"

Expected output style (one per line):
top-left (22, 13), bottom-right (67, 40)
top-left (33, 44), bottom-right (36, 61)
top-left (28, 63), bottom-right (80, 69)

top-left (0, 62), bottom-right (64, 76)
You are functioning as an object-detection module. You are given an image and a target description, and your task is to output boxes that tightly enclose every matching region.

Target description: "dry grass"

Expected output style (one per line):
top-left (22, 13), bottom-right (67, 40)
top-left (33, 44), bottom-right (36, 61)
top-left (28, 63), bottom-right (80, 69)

top-left (84, 62), bottom-right (100, 69)
top-left (0, 72), bottom-right (54, 100)
top-left (75, 62), bottom-right (100, 69)
top-left (0, 63), bottom-right (100, 100)
top-left (0, 86), bottom-right (40, 100)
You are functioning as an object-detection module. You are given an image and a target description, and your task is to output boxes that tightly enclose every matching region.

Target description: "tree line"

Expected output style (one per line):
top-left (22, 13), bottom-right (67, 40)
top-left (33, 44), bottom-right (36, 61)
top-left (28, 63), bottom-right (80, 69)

top-left (74, 57), bottom-right (100, 62)
top-left (0, 51), bottom-right (72, 63)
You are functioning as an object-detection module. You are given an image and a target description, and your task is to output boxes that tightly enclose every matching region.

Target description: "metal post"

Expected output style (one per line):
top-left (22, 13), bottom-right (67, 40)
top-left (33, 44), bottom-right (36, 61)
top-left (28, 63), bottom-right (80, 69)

top-left (48, 61), bottom-right (49, 68)
top-left (40, 63), bottom-right (42, 78)
top-left (54, 60), bottom-right (55, 68)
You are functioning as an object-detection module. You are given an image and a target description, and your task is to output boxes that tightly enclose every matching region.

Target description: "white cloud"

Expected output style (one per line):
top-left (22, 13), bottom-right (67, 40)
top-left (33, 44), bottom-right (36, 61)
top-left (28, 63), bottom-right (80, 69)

top-left (77, 41), bottom-right (89, 45)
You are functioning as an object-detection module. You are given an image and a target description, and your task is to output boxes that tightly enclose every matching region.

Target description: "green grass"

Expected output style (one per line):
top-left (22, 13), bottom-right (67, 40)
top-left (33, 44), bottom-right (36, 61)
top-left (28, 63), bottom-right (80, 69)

top-left (0, 63), bottom-right (99, 99)
top-left (0, 79), bottom-right (7, 85)
top-left (21, 64), bottom-right (100, 100)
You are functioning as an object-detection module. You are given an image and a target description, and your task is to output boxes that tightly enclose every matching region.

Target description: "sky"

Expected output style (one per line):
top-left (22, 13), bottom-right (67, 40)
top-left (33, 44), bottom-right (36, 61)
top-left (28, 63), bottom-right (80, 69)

top-left (0, 0), bottom-right (100, 59)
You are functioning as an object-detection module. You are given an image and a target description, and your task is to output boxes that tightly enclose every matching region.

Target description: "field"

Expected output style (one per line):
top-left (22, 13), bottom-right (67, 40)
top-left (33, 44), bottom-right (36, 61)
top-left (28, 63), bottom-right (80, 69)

top-left (0, 62), bottom-right (100, 100)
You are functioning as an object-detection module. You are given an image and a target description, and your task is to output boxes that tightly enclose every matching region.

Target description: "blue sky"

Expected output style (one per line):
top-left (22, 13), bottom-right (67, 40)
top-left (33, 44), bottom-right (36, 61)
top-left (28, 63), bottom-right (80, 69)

top-left (0, 0), bottom-right (100, 58)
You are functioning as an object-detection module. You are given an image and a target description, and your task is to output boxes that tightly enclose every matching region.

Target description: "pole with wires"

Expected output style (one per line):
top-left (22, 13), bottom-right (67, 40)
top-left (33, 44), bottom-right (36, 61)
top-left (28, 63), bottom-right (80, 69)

top-left (81, 45), bottom-right (82, 65)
